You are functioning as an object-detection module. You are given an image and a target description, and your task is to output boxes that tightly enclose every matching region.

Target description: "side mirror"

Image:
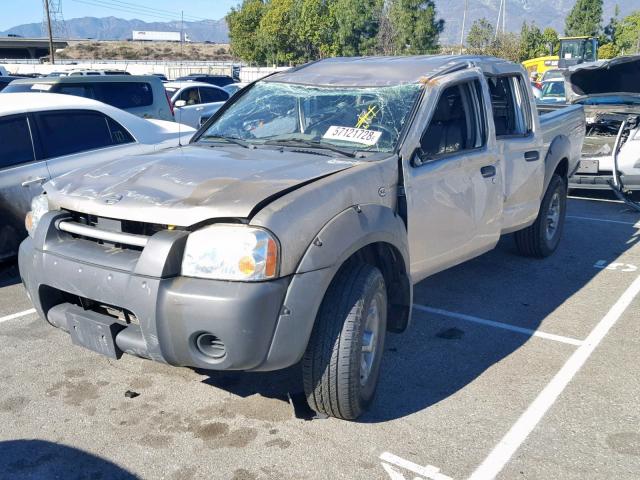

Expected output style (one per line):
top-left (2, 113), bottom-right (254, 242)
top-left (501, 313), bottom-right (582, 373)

top-left (411, 147), bottom-right (428, 167)
top-left (174, 100), bottom-right (186, 108)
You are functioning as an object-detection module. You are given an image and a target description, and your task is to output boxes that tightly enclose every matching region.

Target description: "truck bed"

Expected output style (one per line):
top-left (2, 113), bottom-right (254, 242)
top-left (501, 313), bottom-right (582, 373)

top-left (538, 103), bottom-right (585, 175)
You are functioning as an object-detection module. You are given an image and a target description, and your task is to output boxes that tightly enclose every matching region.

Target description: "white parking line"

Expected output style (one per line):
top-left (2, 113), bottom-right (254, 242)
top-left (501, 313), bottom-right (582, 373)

top-left (468, 274), bottom-right (640, 480)
top-left (567, 215), bottom-right (640, 227)
top-left (380, 452), bottom-right (452, 480)
top-left (413, 305), bottom-right (583, 346)
top-left (0, 308), bottom-right (36, 324)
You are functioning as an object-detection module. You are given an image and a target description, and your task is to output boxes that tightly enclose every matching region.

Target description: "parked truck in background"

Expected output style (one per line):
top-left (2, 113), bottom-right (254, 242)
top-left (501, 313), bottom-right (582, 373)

top-left (132, 31), bottom-right (190, 42)
top-left (19, 56), bottom-right (585, 420)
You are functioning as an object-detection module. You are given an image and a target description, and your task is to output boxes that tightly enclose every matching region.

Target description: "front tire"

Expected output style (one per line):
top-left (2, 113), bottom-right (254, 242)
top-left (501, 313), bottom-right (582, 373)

top-left (302, 262), bottom-right (387, 420)
top-left (515, 174), bottom-right (567, 258)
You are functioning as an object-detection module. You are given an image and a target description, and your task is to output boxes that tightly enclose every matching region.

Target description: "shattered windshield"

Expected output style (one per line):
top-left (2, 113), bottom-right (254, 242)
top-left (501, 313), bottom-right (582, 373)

top-left (199, 81), bottom-right (422, 153)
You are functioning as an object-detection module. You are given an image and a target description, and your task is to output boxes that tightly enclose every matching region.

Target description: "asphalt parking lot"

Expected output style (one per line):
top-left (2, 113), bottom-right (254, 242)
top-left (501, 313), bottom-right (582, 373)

top-left (1, 192), bottom-right (639, 480)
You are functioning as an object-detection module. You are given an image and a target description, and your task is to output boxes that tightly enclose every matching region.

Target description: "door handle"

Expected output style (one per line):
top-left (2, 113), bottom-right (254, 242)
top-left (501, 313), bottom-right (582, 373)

top-left (480, 165), bottom-right (496, 178)
top-left (21, 177), bottom-right (47, 187)
top-left (524, 151), bottom-right (540, 162)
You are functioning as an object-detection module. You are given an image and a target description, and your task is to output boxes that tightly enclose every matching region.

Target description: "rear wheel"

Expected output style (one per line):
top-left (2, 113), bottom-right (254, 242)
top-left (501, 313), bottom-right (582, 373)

top-left (302, 261), bottom-right (387, 420)
top-left (515, 174), bottom-right (567, 258)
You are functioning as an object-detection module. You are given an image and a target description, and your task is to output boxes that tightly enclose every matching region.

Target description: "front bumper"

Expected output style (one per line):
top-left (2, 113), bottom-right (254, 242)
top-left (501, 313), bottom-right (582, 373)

top-left (18, 212), bottom-right (315, 371)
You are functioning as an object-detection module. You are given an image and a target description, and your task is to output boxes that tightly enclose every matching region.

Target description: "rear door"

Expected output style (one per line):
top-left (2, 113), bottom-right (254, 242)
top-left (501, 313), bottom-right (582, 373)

top-left (0, 114), bottom-right (50, 258)
top-left (33, 109), bottom-right (142, 178)
top-left (403, 72), bottom-right (504, 282)
top-left (486, 74), bottom-right (544, 231)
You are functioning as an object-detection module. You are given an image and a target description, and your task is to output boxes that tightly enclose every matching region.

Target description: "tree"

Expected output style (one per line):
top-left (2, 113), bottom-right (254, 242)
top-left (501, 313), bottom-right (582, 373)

top-left (490, 32), bottom-right (522, 63)
top-left (376, 0), bottom-right (396, 55)
top-left (564, 0), bottom-right (603, 37)
top-left (520, 22), bottom-right (545, 61)
top-left (615, 11), bottom-right (640, 54)
top-left (598, 42), bottom-right (617, 58)
top-left (295, 0), bottom-right (334, 60)
top-left (258, 0), bottom-right (300, 65)
top-left (226, 0), bottom-right (266, 64)
top-left (542, 27), bottom-right (559, 55)
top-left (603, 5), bottom-right (620, 45)
top-left (466, 18), bottom-right (494, 52)
top-left (330, 0), bottom-right (383, 56)
top-left (388, 0), bottom-right (444, 54)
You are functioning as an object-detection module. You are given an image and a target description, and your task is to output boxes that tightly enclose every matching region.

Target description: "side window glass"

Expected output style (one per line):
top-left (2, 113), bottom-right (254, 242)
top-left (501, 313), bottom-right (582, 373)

top-left (55, 84), bottom-right (92, 99)
top-left (106, 117), bottom-right (135, 145)
top-left (0, 115), bottom-right (34, 168)
top-left (419, 81), bottom-right (484, 161)
top-left (179, 88), bottom-right (200, 105)
top-left (487, 75), bottom-right (531, 136)
top-left (36, 110), bottom-right (114, 159)
top-left (199, 87), bottom-right (228, 103)
top-left (92, 82), bottom-right (153, 108)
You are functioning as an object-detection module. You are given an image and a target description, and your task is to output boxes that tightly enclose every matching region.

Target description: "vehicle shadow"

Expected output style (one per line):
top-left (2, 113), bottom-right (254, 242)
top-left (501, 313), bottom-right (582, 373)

top-left (0, 439), bottom-right (140, 479)
top-left (197, 199), bottom-right (639, 422)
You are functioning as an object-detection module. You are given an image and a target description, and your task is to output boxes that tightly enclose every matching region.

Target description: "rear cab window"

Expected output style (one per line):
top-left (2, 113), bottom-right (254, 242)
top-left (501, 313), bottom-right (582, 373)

top-left (487, 74), bottom-right (532, 137)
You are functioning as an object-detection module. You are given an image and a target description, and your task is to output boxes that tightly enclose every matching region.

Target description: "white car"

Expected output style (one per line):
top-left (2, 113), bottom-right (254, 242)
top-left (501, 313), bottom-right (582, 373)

top-left (164, 81), bottom-right (229, 129)
top-left (0, 92), bottom-right (195, 260)
top-left (222, 82), bottom-right (249, 97)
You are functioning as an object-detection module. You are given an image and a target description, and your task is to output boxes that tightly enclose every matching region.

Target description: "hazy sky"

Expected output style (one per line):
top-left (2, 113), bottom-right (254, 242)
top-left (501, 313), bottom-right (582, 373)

top-left (1, 0), bottom-right (239, 30)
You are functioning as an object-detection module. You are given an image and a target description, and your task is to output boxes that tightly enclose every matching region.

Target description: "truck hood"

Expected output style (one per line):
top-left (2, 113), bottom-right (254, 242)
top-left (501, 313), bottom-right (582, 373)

top-left (566, 55), bottom-right (640, 104)
top-left (46, 144), bottom-right (360, 226)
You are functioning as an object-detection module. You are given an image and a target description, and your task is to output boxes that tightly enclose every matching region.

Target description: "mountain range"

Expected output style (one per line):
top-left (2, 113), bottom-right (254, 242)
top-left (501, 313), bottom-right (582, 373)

top-left (0, 0), bottom-right (636, 45)
top-left (0, 16), bottom-right (228, 43)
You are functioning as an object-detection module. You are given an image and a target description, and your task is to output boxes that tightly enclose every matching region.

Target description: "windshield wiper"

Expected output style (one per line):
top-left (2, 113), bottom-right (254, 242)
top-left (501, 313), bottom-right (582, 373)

top-left (262, 139), bottom-right (356, 158)
top-left (200, 135), bottom-right (252, 149)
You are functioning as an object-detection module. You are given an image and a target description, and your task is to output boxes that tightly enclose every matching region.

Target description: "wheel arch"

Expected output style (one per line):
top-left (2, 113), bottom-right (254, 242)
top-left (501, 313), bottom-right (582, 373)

top-left (544, 135), bottom-right (571, 193)
top-left (259, 204), bottom-right (412, 371)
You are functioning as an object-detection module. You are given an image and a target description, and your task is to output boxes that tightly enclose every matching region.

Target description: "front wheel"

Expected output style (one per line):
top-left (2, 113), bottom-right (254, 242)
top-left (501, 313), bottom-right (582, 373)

top-left (515, 174), bottom-right (567, 258)
top-left (302, 262), bottom-right (387, 420)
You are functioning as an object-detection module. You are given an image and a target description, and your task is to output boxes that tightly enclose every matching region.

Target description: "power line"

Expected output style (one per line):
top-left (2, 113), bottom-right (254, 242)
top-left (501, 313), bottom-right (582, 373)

top-left (71, 0), bottom-right (212, 23)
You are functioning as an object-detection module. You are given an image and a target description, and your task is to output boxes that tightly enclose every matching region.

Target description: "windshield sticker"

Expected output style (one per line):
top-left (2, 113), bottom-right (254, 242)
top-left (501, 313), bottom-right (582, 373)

top-left (356, 105), bottom-right (379, 129)
top-left (31, 83), bottom-right (52, 91)
top-left (323, 126), bottom-right (382, 146)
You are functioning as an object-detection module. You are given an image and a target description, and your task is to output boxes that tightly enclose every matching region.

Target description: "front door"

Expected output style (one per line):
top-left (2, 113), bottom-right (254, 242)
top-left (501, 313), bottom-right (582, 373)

top-left (403, 74), bottom-right (503, 283)
top-left (0, 114), bottom-right (50, 259)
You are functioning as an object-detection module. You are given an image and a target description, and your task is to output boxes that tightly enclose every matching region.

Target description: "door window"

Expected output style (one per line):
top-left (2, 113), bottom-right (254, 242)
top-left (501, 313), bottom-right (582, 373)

top-left (487, 75), bottom-right (532, 136)
top-left (0, 115), bottom-right (35, 169)
top-left (35, 110), bottom-right (133, 159)
top-left (179, 88), bottom-right (201, 105)
top-left (199, 87), bottom-right (228, 103)
top-left (418, 80), bottom-right (486, 161)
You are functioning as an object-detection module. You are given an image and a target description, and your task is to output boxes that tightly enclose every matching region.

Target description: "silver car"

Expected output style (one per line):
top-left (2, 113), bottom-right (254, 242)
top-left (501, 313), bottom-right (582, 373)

top-left (0, 93), bottom-right (194, 261)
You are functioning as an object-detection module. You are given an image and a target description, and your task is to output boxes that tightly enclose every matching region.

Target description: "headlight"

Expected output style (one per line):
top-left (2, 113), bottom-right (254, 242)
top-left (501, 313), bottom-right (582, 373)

top-left (25, 195), bottom-right (50, 237)
top-left (181, 225), bottom-right (279, 281)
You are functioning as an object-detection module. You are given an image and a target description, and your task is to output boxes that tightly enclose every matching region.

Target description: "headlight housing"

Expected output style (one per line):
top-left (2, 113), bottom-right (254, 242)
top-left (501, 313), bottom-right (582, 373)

top-left (181, 225), bottom-right (279, 281)
top-left (25, 195), bottom-right (50, 237)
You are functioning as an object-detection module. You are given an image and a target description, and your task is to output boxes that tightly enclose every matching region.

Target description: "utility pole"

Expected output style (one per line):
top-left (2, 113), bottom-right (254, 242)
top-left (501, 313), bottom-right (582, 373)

top-left (502, 0), bottom-right (506, 34)
top-left (495, 0), bottom-right (503, 39)
top-left (180, 10), bottom-right (184, 76)
top-left (459, 0), bottom-right (468, 54)
top-left (44, 0), bottom-right (55, 64)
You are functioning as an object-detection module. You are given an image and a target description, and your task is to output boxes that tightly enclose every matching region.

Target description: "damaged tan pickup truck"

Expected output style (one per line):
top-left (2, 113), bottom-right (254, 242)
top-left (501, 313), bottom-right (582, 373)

top-left (20, 56), bottom-right (585, 420)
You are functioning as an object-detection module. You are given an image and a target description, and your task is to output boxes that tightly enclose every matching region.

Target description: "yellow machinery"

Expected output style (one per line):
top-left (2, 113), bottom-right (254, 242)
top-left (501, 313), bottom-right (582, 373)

top-left (523, 37), bottom-right (599, 78)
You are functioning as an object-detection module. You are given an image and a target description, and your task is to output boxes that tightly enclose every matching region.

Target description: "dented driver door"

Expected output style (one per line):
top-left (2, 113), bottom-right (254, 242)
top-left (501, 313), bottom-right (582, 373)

top-left (401, 71), bottom-right (504, 283)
